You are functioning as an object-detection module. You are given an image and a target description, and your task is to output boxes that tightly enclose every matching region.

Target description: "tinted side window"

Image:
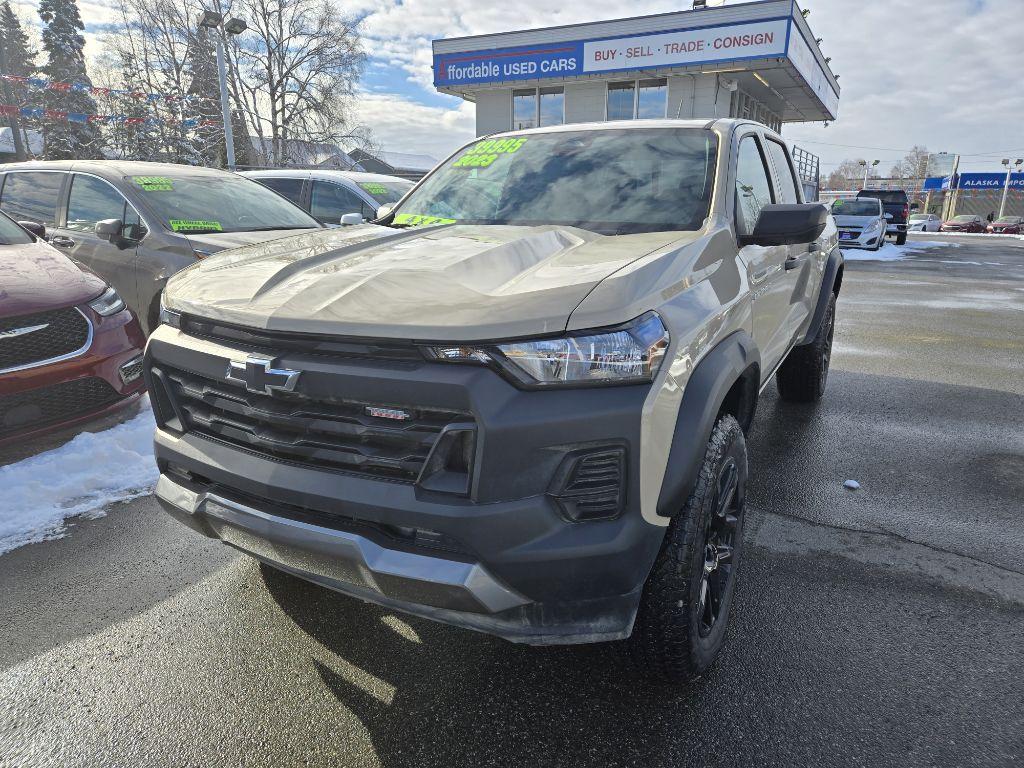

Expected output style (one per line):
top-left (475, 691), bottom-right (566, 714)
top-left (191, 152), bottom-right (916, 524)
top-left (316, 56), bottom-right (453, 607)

top-left (765, 139), bottom-right (801, 205)
top-left (66, 174), bottom-right (127, 232)
top-left (311, 181), bottom-right (369, 222)
top-left (0, 172), bottom-right (63, 226)
top-left (735, 136), bottom-right (775, 237)
top-left (261, 177), bottom-right (304, 205)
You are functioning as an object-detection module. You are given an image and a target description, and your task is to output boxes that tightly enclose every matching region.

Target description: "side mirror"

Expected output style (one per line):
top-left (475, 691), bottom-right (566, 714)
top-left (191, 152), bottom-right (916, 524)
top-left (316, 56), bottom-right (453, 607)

top-left (18, 220), bottom-right (45, 239)
top-left (339, 212), bottom-right (363, 226)
top-left (739, 204), bottom-right (828, 247)
top-left (884, 212), bottom-right (894, 221)
top-left (910, 203), bottom-right (920, 211)
top-left (376, 204), bottom-right (394, 219)
top-left (95, 218), bottom-right (123, 242)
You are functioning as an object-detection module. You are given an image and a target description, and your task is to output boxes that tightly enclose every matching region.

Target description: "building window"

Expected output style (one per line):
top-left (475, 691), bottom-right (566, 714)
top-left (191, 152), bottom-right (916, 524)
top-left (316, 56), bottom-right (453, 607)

top-left (637, 79), bottom-right (668, 119)
top-left (607, 82), bottom-right (636, 120)
top-left (607, 79), bottom-right (668, 120)
top-left (513, 87), bottom-right (564, 130)
top-left (538, 87), bottom-right (564, 127)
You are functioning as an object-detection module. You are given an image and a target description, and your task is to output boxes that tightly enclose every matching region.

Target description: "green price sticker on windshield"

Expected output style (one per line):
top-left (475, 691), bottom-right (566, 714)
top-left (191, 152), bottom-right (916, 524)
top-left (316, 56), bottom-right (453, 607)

top-left (359, 182), bottom-right (389, 195)
top-left (393, 213), bottom-right (455, 227)
top-left (453, 137), bottom-right (527, 169)
top-left (169, 219), bottom-right (222, 232)
top-left (133, 175), bottom-right (174, 191)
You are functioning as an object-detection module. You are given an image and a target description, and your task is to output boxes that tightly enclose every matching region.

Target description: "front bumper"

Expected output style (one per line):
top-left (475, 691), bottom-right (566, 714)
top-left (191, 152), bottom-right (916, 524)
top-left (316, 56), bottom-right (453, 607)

top-left (146, 325), bottom-right (667, 644)
top-left (838, 229), bottom-right (884, 249)
top-left (0, 306), bottom-right (147, 444)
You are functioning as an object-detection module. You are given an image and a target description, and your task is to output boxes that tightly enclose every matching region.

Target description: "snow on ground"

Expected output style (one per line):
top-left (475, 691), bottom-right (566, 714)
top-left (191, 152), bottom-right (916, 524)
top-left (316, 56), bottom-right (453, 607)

top-left (841, 240), bottom-right (960, 262)
top-left (0, 398), bottom-right (158, 555)
top-left (913, 231), bottom-right (1024, 241)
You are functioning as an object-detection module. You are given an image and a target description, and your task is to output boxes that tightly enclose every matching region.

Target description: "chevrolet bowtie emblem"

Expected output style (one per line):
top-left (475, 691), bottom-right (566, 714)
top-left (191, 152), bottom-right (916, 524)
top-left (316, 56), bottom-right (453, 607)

top-left (0, 322), bottom-right (49, 340)
top-left (225, 354), bottom-right (300, 395)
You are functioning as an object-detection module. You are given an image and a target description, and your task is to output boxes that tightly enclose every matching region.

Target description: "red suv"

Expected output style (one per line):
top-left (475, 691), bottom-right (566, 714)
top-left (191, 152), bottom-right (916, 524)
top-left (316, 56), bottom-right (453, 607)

top-left (987, 216), bottom-right (1023, 234)
top-left (1, 212), bottom-right (146, 445)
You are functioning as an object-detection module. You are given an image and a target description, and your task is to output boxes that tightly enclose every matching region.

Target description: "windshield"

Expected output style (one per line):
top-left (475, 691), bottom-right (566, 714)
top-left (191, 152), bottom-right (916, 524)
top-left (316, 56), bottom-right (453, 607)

top-left (0, 210), bottom-right (33, 245)
top-left (356, 180), bottom-right (412, 205)
top-left (391, 128), bottom-right (718, 235)
top-left (833, 199), bottom-right (881, 216)
top-left (995, 217), bottom-right (1020, 224)
top-left (909, 214), bottom-right (929, 220)
top-left (952, 215), bottom-right (975, 222)
top-left (128, 174), bottom-right (320, 234)
top-left (859, 190), bottom-right (907, 204)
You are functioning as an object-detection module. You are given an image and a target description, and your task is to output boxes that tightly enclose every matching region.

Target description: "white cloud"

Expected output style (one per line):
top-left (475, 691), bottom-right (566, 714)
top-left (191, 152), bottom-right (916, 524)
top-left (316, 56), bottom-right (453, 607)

top-left (355, 91), bottom-right (475, 159)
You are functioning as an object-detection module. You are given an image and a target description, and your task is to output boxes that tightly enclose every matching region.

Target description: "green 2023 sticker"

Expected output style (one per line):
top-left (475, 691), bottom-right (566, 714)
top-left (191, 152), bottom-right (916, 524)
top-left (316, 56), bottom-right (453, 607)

top-left (452, 137), bottom-right (527, 169)
top-left (133, 175), bottom-right (174, 191)
top-left (393, 213), bottom-right (455, 226)
top-left (169, 219), bottom-right (222, 232)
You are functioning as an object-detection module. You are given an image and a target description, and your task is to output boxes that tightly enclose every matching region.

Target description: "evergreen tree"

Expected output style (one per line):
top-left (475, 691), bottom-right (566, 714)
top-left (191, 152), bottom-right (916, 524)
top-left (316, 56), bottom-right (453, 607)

top-left (38, 0), bottom-right (101, 158)
top-left (0, 1), bottom-right (36, 78)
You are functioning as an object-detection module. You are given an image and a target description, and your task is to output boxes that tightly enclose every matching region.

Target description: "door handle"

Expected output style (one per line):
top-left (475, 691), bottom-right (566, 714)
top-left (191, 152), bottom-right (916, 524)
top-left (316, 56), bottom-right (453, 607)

top-left (785, 254), bottom-right (809, 271)
top-left (50, 235), bottom-right (75, 248)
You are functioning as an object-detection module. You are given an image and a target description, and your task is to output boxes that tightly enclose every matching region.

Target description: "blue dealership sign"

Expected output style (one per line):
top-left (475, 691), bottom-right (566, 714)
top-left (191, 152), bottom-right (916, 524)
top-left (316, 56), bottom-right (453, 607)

top-left (434, 17), bottom-right (792, 87)
top-left (957, 172), bottom-right (1024, 190)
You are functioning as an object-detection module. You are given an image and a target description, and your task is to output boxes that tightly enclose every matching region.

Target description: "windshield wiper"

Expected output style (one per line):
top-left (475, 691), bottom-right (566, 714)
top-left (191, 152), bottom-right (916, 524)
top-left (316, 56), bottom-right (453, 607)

top-left (242, 225), bottom-right (316, 232)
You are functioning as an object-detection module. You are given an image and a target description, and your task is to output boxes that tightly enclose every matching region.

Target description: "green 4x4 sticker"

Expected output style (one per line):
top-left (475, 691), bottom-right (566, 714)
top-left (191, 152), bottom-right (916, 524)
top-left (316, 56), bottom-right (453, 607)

top-left (393, 213), bottom-right (455, 227)
top-left (169, 219), bottom-right (222, 232)
top-left (133, 175), bottom-right (174, 191)
top-left (452, 137), bottom-right (527, 169)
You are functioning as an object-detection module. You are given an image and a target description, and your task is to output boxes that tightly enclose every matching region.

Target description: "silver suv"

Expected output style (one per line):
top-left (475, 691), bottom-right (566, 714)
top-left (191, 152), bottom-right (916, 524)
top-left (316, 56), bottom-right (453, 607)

top-left (147, 119), bottom-right (842, 682)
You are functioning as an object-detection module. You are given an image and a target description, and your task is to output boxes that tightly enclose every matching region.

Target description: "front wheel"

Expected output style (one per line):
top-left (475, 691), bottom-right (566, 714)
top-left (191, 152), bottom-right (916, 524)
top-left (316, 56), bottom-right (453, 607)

top-left (630, 415), bottom-right (747, 683)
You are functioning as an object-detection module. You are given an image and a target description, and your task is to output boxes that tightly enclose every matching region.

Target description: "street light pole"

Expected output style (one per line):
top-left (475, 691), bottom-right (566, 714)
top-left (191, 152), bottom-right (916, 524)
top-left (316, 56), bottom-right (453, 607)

top-left (998, 159), bottom-right (1023, 219)
top-left (198, 11), bottom-right (247, 171)
top-left (214, 36), bottom-right (234, 170)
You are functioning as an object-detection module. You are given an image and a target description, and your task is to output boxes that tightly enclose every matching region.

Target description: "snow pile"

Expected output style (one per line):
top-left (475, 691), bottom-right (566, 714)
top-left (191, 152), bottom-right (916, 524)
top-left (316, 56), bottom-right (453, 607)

top-left (842, 240), bottom-right (959, 262)
top-left (0, 398), bottom-right (158, 555)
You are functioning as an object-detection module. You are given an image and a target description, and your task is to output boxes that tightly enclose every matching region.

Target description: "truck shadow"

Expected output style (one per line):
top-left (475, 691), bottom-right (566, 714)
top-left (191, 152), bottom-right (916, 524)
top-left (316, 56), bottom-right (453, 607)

top-left (260, 562), bottom-right (720, 767)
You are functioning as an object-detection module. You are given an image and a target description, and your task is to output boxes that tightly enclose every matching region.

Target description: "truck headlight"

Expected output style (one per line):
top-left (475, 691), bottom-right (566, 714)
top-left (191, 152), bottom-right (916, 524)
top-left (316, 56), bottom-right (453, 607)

top-left (158, 292), bottom-right (181, 329)
top-left (87, 286), bottom-right (126, 316)
top-left (428, 312), bottom-right (670, 388)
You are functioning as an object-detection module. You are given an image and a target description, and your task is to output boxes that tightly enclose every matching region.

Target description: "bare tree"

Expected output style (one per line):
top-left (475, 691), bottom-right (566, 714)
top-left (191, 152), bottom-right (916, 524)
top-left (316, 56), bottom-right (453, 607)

top-left (825, 158), bottom-right (871, 190)
top-left (889, 145), bottom-right (929, 180)
top-left (214, 0), bottom-right (371, 166)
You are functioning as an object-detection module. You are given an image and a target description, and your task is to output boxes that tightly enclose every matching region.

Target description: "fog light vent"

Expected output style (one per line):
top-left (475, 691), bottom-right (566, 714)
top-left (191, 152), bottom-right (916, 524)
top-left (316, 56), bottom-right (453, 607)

top-left (119, 355), bottom-right (144, 384)
top-left (550, 447), bottom-right (626, 522)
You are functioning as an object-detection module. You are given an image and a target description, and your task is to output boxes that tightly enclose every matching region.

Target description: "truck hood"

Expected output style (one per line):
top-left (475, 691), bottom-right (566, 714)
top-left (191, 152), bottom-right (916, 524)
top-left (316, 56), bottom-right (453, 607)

top-left (165, 223), bottom-right (694, 340)
top-left (0, 239), bottom-right (105, 318)
top-left (182, 227), bottom-right (323, 256)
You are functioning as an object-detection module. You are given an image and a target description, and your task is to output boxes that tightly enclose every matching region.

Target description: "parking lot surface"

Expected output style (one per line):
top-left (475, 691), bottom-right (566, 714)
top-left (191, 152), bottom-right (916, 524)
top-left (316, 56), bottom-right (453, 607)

top-left (0, 235), bottom-right (1021, 768)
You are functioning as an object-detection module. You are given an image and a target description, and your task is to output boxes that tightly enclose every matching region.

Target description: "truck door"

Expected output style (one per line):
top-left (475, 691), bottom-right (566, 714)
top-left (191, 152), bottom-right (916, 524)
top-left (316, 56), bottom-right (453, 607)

top-left (763, 136), bottom-right (819, 346)
top-left (734, 133), bottom-right (795, 379)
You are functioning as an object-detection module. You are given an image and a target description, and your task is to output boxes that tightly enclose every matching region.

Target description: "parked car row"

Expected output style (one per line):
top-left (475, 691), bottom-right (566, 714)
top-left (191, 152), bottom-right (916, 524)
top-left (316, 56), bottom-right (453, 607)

top-left (937, 214), bottom-right (1024, 234)
top-left (0, 160), bottom-right (413, 446)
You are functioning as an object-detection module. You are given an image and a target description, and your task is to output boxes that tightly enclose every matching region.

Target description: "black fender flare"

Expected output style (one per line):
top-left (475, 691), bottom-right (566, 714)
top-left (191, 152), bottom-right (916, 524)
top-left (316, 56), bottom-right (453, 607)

top-left (655, 330), bottom-right (760, 519)
top-left (799, 247), bottom-right (843, 346)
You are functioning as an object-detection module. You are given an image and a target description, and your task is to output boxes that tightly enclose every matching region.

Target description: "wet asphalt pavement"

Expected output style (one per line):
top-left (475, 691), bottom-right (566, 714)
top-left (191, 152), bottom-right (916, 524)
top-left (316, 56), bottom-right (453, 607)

top-left (1, 234), bottom-right (1022, 768)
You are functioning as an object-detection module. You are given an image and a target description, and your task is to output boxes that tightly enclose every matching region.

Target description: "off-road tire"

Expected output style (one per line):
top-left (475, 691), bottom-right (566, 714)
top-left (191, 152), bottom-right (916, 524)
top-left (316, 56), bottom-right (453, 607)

top-left (896, 232), bottom-right (907, 245)
top-left (776, 293), bottom-right (835, 402)
top-left (630, 415), bottom-right (747, 683)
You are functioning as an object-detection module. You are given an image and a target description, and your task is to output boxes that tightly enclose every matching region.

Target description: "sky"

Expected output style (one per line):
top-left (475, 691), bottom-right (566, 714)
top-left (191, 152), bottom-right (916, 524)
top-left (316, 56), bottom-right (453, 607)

top-left (15, 0), bottom-right (1024, 175)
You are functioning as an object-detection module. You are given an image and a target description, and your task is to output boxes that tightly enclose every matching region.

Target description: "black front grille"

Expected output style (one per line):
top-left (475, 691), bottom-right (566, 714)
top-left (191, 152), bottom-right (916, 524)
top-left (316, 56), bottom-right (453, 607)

top-left (0, 377), bottom-right (121, 436)
top-left (0, 307), bottom-right (90, 371)
top-left (158, 365), bottom-right (473, 482)
top-left (180, 316), bottom-right (425, 363)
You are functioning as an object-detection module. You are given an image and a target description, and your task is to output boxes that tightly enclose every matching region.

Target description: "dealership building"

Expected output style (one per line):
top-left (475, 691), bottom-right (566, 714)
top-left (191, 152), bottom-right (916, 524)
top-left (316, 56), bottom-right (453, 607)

top-left (432, 0), bottom-right (839, 139)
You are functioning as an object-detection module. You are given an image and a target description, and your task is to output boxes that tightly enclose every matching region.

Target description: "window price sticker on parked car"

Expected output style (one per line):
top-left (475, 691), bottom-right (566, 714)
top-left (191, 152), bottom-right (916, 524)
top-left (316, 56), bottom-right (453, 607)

top-left (169, 219), bottom-right (223, 232)
top-left (132, 176), bottom-right (174, 191)
top-left (452, 138), bottom-right (527, 169)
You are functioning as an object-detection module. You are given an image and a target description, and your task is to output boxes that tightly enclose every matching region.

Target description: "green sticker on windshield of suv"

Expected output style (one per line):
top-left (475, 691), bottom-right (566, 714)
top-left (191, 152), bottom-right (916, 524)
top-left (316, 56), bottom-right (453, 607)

top-left (358, 182), bottom-right (389, 195)
top-left (452, 137), bottom-right (527, 169)
top-left (133, 175), bottom-right (174, 191)
top-left (393, 214), bottom-right (455, 227)
top-left (169, 219), bottom-right (222, 232)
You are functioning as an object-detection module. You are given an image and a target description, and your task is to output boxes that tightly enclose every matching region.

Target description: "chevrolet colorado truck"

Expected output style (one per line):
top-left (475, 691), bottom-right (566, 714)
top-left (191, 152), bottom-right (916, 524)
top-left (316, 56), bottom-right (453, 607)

top-left (146, 119), bottom-right (842, 682)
